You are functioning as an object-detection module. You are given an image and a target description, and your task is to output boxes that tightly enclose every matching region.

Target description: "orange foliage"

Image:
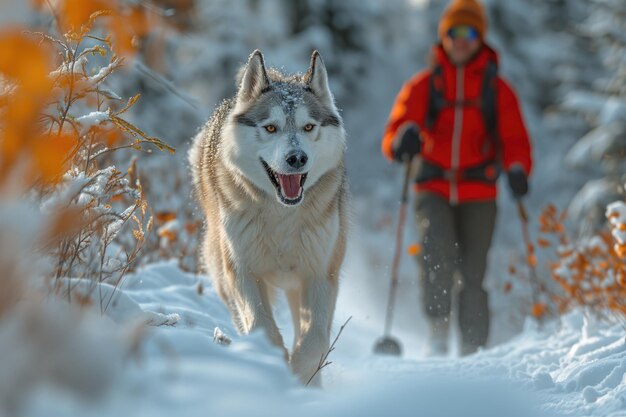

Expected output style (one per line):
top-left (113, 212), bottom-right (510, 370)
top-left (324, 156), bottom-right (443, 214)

top-left (57, 0), bottom-right (112, 32)
top-left (33, 0), bottom-right (154, 56)
top-left (31, 134), bottom-right (77, 183)
top-left (509, 202), bottom-right (626, 321)
top-left (158, 228), bottom-right (177, 242)
top-left (185, 221), bottom-right (200, 235)
top-left (0, 30), bottom-right (53, 92)
top-left (540, 204), bottom-right (626, 319)
top-left (0, 2), bottom-right (172, 188)
top-left (537, 238), bottom-right (551, 248)
top-left (407, 243), bottom-right (422, 257)
top-left (531, 303), bottom-right (547, 318)
top-left (0, 29), bottom-right (57, 182)
top-left (156, 212), bottom-right (177, 223)
top-left (107, 6), bottom-right (153, 56)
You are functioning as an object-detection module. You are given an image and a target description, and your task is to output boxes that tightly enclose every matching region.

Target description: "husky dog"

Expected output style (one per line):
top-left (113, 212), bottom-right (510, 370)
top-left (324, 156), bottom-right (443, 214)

top-left (189, 50), bottom-right (348, 385)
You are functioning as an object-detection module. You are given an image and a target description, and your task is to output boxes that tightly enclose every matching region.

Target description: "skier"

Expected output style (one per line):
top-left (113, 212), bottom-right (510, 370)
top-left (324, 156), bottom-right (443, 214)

top-left (381, 0), bottom-right (532, 356)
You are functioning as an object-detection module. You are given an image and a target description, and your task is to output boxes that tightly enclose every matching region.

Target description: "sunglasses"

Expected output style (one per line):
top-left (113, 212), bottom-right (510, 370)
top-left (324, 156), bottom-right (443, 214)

top-left (447, 26), bottom-right (479, 41)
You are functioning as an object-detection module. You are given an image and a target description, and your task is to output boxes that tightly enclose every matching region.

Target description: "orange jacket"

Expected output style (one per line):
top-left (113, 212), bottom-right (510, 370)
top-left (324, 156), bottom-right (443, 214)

top-left (382, 44), bottom-right (532, 204)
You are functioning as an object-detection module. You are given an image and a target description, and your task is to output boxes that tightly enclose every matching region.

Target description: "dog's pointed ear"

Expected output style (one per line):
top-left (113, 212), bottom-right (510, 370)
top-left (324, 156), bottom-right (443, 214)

top-left (237, 50), bottom-right (270, 103)
top-left (305, 50), bottom-right (333, 106)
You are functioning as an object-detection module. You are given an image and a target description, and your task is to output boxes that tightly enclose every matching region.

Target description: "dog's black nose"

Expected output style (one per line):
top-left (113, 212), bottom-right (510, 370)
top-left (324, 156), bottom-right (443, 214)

top-left (286, 151), bottom-right (308, 169)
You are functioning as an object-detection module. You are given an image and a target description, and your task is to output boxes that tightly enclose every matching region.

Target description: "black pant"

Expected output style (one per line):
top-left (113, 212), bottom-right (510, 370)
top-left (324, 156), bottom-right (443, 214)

top-left (415, 192), bottom-right (496, 351)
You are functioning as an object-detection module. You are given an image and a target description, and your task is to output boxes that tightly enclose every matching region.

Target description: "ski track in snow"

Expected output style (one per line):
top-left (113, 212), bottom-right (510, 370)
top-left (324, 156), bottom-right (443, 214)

top-left (21, 261), bottom-right (626, 417)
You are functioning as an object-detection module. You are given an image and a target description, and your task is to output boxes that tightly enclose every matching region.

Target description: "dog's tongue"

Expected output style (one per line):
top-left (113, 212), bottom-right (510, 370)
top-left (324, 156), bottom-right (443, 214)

top-left (277, 174), bottom-right (302, 200)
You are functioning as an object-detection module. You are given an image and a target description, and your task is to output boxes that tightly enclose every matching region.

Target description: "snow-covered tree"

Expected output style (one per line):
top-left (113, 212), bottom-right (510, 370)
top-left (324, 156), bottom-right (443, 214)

top-left (562, 0), bottom-right (626, 230)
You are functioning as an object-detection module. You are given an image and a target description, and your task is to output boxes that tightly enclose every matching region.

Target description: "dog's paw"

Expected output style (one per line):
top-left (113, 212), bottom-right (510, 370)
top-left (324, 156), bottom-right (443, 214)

top-left (290, 350), bottom-right (322, 386)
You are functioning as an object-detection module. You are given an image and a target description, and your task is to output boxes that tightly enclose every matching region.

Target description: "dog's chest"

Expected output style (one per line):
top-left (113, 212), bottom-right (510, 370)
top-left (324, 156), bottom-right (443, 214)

top-left (226, 205), bottom-right (339, 285)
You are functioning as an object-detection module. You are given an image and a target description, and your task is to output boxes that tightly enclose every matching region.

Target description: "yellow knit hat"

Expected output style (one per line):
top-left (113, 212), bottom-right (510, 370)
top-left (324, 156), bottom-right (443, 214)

top-left (438, 0), bottom-right (487, 41)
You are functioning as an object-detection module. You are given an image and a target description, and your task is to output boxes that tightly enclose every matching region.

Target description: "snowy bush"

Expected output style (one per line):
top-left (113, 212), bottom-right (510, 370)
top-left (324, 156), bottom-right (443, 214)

top-left (509, 195), bottom-right (626, 326)
top-left (0, 0), bottom-right (174, 411)
top-left (503, 184), bottom-right (626, 326)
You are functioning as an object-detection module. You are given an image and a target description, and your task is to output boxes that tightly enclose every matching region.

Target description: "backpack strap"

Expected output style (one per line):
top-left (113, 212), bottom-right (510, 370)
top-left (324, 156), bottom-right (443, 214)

top-left (425, 64), bottom-right (446, 130)
top-left (481, 59), bottom-right (499, 157)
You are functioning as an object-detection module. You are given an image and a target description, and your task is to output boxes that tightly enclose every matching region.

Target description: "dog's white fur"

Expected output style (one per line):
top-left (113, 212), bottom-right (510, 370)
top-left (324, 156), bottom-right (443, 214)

top-left (189, 50), bottom-right (349, 385)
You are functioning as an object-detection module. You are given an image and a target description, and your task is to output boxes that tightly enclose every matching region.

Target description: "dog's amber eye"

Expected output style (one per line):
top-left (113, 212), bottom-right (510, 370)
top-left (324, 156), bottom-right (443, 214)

top-left (304, 123), bottom-right (315, 132)
top-left (264, 125), bottom-right (277, 133)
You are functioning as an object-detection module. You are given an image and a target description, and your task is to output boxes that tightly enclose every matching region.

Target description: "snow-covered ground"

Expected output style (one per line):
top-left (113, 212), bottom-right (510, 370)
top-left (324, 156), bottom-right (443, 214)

top-left (16, 261), bottom-right (626, 417)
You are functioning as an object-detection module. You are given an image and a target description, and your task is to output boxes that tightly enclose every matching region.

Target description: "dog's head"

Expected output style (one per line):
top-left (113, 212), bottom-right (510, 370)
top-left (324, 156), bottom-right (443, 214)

top-left (223, 50), bottom-right (345, 207)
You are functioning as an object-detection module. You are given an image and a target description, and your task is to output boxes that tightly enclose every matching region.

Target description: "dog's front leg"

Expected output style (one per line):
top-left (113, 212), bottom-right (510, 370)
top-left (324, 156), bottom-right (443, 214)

top-left (229, 269), bottom-right (287, 358)
top-left (290, 276), bottom-right (338, 386)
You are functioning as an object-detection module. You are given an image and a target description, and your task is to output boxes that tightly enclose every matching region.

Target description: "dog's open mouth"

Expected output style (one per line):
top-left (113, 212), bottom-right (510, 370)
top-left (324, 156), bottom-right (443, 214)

top-left (260, 159), bottom-right (308, 206)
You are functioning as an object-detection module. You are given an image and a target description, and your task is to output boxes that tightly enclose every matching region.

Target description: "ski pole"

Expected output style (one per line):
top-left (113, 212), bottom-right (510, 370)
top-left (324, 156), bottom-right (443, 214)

top-left (382, 156), bottom-right (413, 337)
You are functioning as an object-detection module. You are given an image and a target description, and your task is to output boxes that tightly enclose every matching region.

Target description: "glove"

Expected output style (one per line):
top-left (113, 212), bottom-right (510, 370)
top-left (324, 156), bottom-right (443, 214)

top-left (507, 165), bottom-right (528, 199)
top-left (392, 123), bottom-right (421, 163)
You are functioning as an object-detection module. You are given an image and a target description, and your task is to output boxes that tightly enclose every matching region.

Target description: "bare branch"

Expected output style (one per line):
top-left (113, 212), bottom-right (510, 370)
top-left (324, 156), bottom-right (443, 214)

top-left (306, 316), bottom-right (352, 386)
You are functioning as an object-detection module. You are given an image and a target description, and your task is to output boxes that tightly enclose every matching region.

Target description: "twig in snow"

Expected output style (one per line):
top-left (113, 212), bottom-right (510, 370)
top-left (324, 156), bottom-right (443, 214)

top-left (305, 316), bottom-right (352, 386)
